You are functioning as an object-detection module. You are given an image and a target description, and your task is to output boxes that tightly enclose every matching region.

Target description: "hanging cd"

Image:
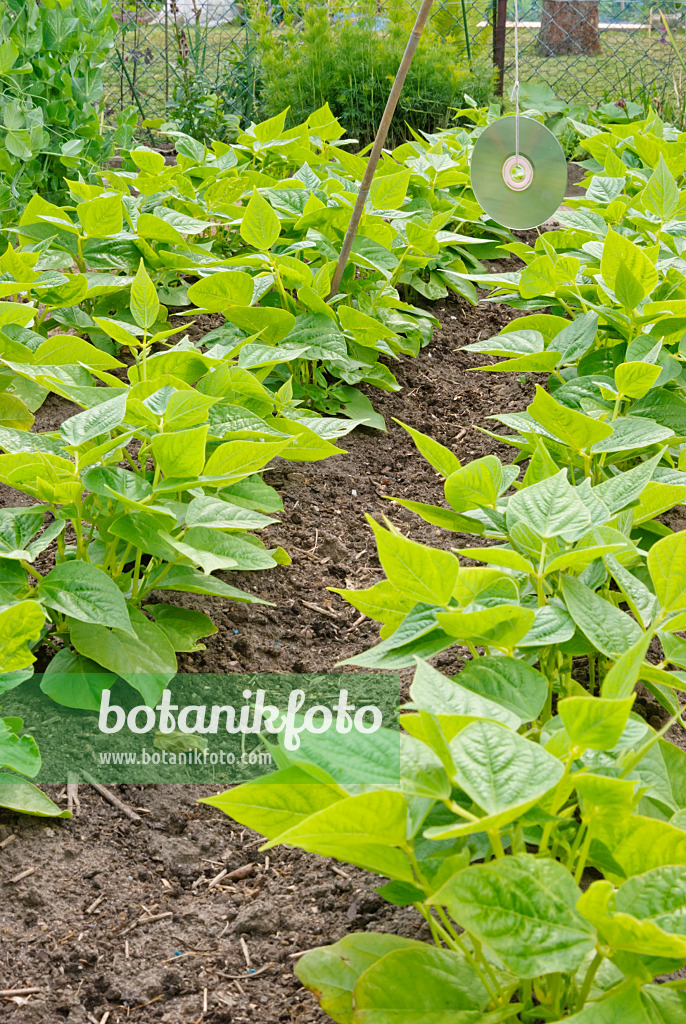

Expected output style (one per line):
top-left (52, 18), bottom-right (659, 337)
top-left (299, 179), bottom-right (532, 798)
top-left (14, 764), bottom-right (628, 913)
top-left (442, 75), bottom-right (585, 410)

top-left (470, 116), bottom-right (567, 230)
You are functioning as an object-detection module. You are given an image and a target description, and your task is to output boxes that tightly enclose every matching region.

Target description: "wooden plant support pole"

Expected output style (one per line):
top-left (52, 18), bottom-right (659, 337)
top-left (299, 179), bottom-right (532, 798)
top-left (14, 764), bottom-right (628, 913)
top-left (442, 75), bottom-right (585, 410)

top-left (327, 0), bottom-right (436, 299)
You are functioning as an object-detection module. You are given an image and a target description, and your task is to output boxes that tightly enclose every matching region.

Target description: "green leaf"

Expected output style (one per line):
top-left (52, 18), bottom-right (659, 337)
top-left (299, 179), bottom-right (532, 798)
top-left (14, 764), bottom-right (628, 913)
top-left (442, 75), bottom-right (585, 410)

top-left (648, 531), bottom-right (686, 614)
top-left (615, 361), bottom-right (662, 400)
top-left (38, 562), bottom-right (132, 634)
top-left (563, 575), bottom-right (643, 657)
top-left (394, 419), bottom-right (460, 478)
top-left (295, 934), bottom-right (427, 1024)
top-left (145, 603), bottom-right (217, 652)
top-left (187, 271), bottom-right (254, 311)
top-left (444, 455), bottom-right (504, 511)
top-left (171, 527), bottom-right (276, 574)
top-left (600, 229), bottom-right (657, 309)
top-left (409, 660), bottom-right (522, 730)
top-left (454, 656), bottom-right (548, 721)
top-left (369, 518), bottom-right (458, 606)
top-left (430, 855), bottom-right (595, 977)
top-left (202, 438), bottom-right (291, 482)
top-left (40, 648), bottom-right (117, 711)
top-left (0, 601), bottom-right (45, 672)
top-left (352, 945), bottom-right (492, 1021)
top-left (77, 194), bottom-right (123, 238)
top-left (60, 392), bottom-right (127, 446)
top-left (427, 721), bottom-right (564, 838)
top-left (507, 470), bottom-right (592, 540)
top-left (0, 506), bottom-right (44, 560)
top-left (0, 773), bottom-right (70, 817)
top-left (643, 156), bottom-right (679, 222)
top-left (240, 189), bottom-right (281, 250)
top-left (578, 876), bottom-right (686, 959)
top-left (527, 385), bottom-right (613, 450)
top-left (0, 393), bottom-right (34, 430)
top-left (559, 694), bottom-right (635, 751)
top-left (130, 259), bottom-right (159, 330)
top-left (263, 790), bottom-right (415, 882)
top-left (151, 425), bottom-right (208, 480)
top-left (437, 605), bottom-right (535, 652)
top-left (370, 169), bottom-right (411, 211)
top-left (201, 766), bottom-right (344, 839)
top-left (69, 610), bottom-right (177, 705)
top-left (0, 716), bottom-right (40, 777)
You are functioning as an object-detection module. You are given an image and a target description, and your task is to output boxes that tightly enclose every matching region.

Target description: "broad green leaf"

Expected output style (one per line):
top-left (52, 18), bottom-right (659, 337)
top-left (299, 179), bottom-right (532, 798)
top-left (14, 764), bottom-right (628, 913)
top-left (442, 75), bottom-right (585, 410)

top-left (454, 656), bottom-right (548, 721)
top-left (593, 452), bottom-right (661, 513)
top-left (151, 425), bottom-right (208, 479)
top-left (352, 944), bottom-right (491, 1021)
top-left (643, 156), bottom-right (679, 221)
top-left (592, 814), bottom-right (686, 879)
top-left (130, 259), bottom-right (159, 330)
top-left (370, 169), bottom-right (411, 211)
top-left (0, 393), bottom-right (33, 430)
top-left (0, 773), bottom-right (70, 818)
top-left (37, 562), bottom-right (133, 634)
top-left (369, 518), bottom-right (458, 606)
top-left (295, 933), bottom-right (427, 1024)
top-left (507, 470), bottom-right (591, 540)
top-left (69, 610), bottom-right (177, 705)
top-left (271, 418), bottom-right (345, 462)
top-left (144, 604), bottom-right (217, 652)
top-left (430, 855), bottom-right (595, 977)
top-left (648, 531), bottom-right (686, 615)
top-left (425, 721), bottom-right (563, 839)
top-left (0, 506), bottom-right (44, 559)
top-left (0, 601), bottom-right (45, 672)
top-left (202, 438), bottom-right (291, 482)
top-left (615, 361), bottom-right (662, 400)
top-left (201, 766), bottom-right (344, 839)
top-left (600, 228), bottom-right (657, 309)
top-left (455, 545), bottom-right (532, 574)
top-left (171, 527), bottom-right (276, 574)
top-left (444, 456), bottom-right (502, 511)
top-left (578, 876), bottom-right (686, 959)
top-left (60, 392), bottom-right (127, 447)
top-left (562, 575), bottom-right (643, 657)
top-left (187, 271), bottom-right (254, 311)
top-left (437, 605), bottom-right (535, 652)
top-left (263, 790), bottom-right (415, 882)
top-left (77, 194), bottom-right (123, 238)
top-left (409, 661), bottom-right (521, 730)
top-left (108, 511), bottom-right (179, 562)
top-left (527, 385), bottom-right (612, 450)
top-left (618, 865), bottom-right (686, 938)
top-left (554, 312), bottom-right (598, 364)
top-left (240, 189), bottom-right (281, 250)
top-left (394, 419), bottom-right (460, 478)
top-left (0, 716), bottom-right (40, 777)
top-left (602, 633), bottom-right (654, 699)
top-left (559, 694), bottom-right (635, 751)
top-left (40, 649), bottom-right (117, 711)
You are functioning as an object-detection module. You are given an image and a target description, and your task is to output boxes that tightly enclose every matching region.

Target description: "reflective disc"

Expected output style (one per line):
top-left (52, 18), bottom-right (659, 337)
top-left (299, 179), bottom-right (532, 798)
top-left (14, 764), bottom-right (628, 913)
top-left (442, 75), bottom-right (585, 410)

top-left (470, 116), bottom-right (567, 230)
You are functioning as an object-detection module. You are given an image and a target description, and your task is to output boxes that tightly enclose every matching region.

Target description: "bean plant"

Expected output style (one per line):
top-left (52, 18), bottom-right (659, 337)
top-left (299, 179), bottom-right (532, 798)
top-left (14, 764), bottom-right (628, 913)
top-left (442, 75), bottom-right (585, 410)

top-left (208, 109), bottom-right (686, 1021)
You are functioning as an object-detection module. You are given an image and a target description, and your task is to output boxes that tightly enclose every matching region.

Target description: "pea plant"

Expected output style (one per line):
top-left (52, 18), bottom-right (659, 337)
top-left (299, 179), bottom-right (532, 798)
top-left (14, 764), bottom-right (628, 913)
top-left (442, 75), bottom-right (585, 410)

top-left (207, 111), bottom-right (686, 1022)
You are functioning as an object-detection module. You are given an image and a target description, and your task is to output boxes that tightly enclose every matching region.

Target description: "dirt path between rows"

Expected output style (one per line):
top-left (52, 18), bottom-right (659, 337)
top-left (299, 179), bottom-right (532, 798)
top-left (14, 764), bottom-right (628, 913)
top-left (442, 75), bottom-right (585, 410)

top-left (0, 267), bottom-right (673, 1023)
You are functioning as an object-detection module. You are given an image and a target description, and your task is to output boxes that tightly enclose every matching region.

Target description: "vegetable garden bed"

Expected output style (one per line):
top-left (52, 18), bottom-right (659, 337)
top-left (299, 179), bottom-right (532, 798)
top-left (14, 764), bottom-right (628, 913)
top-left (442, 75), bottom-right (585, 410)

top-left (4, 101), bottom-right (686, 1024)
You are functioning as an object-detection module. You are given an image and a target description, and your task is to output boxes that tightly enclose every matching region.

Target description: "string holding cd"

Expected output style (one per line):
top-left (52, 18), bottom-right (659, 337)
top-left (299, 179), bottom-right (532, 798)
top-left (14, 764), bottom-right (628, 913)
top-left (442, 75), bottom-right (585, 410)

top-left (468, 0), bottom-right (567, 230)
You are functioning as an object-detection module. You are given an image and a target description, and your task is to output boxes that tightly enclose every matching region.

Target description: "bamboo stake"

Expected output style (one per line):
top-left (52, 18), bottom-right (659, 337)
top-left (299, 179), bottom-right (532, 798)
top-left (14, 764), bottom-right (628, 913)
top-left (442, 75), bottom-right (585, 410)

top-left (327, 0), bottom-right (436, 299)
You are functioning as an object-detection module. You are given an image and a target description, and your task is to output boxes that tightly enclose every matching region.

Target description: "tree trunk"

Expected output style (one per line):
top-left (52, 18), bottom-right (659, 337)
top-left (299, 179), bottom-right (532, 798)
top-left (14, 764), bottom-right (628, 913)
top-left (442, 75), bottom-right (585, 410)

top-left (537, 1), bottom-right (601, 55)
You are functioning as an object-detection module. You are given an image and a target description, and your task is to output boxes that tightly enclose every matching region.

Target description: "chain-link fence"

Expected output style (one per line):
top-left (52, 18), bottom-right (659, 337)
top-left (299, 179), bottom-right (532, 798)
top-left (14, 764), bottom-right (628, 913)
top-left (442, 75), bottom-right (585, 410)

top-left (105, 0), bottom-right (685, 129)
top-left (498, 1), bottom-right (685, 111)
